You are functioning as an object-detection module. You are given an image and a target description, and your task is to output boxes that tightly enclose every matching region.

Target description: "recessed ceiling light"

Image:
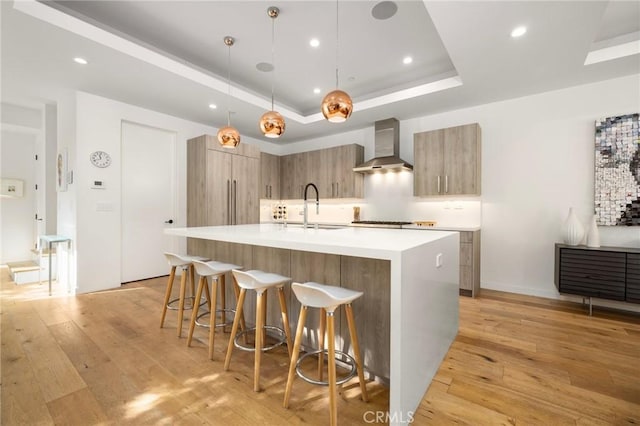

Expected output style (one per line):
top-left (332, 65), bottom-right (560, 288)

top-left (256, 62), bottom-right (274, 72)
top-left (403, 56), bottom-right (413, 65)
top-left (73, 57), bottom-right (88, 65)
top-left (209, 104), bottom-right (217, 109)
top-left (511, 26), bottom-right (527, 38)
top-left (309, 38), bottom-right (320, 48)
top-left (313, 88), bottom-right (321, 94)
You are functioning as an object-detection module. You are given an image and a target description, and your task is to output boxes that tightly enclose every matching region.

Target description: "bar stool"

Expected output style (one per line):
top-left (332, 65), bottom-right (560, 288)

top-left (160, 252), bottom-right (209, 338)
top-left (186, 259), bottom-right (245, 360)
top-left (283, 282), bottom-right (369, 426)
top-left (224, 269), bottom-right (293, 392)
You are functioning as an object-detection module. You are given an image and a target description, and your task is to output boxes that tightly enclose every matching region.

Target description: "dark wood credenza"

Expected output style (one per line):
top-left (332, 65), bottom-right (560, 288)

top-left (554, 244), bottom-right (640, 314)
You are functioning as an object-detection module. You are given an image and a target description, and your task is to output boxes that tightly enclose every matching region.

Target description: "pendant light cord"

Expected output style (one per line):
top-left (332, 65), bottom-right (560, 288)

top-left (335, 0), bottom-right (339, 89)
top-left (271, 15), bottom-right (275, 111)
top-left (227, 42), bottom-right (232, 126)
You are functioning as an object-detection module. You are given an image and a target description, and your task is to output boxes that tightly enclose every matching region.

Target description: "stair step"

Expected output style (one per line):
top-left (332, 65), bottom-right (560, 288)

top-left (7, 260), bottom-right (56, 285)
top-left (7, 260), bottom-right (41, 273)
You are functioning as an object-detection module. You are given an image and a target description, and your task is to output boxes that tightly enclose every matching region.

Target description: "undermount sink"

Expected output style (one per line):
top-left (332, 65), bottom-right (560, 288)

top-left (281, 224), bottom-right (345, 230)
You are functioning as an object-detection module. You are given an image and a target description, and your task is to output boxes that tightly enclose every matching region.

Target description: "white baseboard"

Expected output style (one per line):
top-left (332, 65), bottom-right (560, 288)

top-left (481, 281), bottom-right (640, 314)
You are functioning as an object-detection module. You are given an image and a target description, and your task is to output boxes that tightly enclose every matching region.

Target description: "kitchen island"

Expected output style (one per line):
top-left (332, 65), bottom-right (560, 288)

top-left (166, 224), bottom-right (459, 425)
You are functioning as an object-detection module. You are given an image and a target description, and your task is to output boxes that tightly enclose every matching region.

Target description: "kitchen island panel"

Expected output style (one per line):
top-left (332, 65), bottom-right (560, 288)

top-left (340, 255), bottom-right (391, 381)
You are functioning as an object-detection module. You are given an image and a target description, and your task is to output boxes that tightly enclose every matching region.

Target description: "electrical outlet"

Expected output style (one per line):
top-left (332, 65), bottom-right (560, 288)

top-left (436, 253), bottom-right (443, 268)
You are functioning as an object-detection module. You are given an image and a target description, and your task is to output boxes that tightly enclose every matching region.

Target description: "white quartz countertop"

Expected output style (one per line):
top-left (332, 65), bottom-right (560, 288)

top-left (166, 224), bottom-right (456, 260)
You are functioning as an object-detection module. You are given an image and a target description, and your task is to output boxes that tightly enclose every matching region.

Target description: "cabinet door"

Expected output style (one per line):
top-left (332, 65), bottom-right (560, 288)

top-left (280, 154), bottom-right (295, 199)
top-left (443, 123), bottom-right (480, 195)
top-left (414, 129), bottom-right (444, 196)
top-left (232, 155), bottom-right (259, 225)
top-left (259, 152), bottom-right (280, 200)
top-left (318, 148), bottom-right (337, 198)
top-left (280, 152), bottom-right (308, 200)
top-left (206, 149), bottom-right (232, 225)
top-left (334, 144), bottom-right (364, 198)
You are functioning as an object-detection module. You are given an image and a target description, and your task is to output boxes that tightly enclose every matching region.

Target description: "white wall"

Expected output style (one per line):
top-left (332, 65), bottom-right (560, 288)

top-left (67, 91), bottom-right (271, 293)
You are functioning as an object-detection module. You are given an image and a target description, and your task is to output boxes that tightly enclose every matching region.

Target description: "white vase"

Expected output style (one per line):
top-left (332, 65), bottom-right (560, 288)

top-left (563, 207), bottom-right (584, 246)
top-left (586, 214), bottom-right (600, 248)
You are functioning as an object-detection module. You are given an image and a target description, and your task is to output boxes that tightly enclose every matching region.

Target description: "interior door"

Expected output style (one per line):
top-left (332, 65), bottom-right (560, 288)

top-left (121, 121), bottom-right (176, 283)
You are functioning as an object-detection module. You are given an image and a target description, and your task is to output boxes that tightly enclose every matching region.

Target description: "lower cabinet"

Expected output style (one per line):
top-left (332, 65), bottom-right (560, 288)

top-left (459, 230), bottom-right (481, 297)
top-left (187, 240), bottom-right (391, 380)
top-left (554, 244), bottom-right (640, 304)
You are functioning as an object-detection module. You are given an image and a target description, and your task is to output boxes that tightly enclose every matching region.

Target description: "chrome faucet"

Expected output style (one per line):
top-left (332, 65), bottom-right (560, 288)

top-left (303, 183), bottom-right (319, 228)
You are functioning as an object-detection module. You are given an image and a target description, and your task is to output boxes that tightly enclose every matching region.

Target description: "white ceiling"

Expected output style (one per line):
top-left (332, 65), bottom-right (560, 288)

top-left (1, 0), bottom-right (639, 143)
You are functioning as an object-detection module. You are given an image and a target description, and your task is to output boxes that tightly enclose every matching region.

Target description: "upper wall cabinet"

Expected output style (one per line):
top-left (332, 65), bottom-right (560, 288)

top-left (260, 152), bottom-right (280, 200)
top-left (279, 144), bottom-right (364, 200)
top-left (413, 123), bottom-right (481, 196)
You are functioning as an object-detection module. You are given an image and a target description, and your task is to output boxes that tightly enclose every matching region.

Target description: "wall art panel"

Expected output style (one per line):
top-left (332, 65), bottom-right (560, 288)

top-left (594, 113), bottom-right (640, 226)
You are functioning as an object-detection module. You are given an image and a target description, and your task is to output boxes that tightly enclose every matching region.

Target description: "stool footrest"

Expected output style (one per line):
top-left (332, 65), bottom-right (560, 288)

top-left (194, 308), bottom-right (236, 328)
top-left (166, 296), bottom-right (207, 311)
top-left (234, 326), bottom-right (287, 352)
top-left (295, 349), bottom-right (357, 386)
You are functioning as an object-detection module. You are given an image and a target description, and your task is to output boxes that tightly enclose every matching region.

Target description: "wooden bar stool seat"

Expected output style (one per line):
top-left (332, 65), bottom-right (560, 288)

top-left (160, 252), bottom-right (209, 337)
top-left (187, 259), bottom-right (245, 360)
top-left (224, 269), bottom-right (293, 392)
top-left (283, 281), bottom-right (369, 426)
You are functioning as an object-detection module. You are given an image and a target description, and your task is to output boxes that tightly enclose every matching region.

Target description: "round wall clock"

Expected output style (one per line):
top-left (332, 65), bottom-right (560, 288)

top-left (90, 150), bottom-right (112, 168)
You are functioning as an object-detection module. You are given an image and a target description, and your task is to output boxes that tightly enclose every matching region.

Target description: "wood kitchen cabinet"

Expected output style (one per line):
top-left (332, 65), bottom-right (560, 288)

top-left (187, 135), bottom-right (259, 252)
top-left (414, 123), bottom-right (481, 196)
top-left (259, 152), bottom-right (280, 200)
top-left (280, 152), bottom-right (309, 199)
top-left (460, 230), bottom-right (481, 297)
top-left (279, 144), bottom-right (364, 200)
top-left (327, 144), bottom-right (365, 198)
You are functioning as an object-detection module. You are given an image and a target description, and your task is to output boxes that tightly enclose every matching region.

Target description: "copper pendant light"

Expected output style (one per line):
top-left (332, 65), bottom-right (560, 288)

top-left (321, 0), bottom-right (353, 123)
top-left (217, 36), bottom-right (241, 148)
top-left (259, 6), bottom-right (285, 138)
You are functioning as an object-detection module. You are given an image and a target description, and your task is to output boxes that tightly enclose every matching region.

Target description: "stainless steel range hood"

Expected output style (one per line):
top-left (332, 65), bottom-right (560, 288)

top-left (353, 118), bottom-right (413, 173)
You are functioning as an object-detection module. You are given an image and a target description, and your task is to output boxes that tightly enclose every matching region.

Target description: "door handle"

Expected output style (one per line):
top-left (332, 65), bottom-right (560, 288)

top-left (233, 180), bottom-right (238, 225)
top-left (164, 219), bottom-right (174, 224)
top-left (227, 179), bottom-right (231, 225)
top-left (336, 182), bottom-right (339, 197)
top-left (331, 183), bottom-right (335, 197)
top-left (437, 176), bottom-right (441, 194)
top-left (445, 175), bottom-right (449, 194)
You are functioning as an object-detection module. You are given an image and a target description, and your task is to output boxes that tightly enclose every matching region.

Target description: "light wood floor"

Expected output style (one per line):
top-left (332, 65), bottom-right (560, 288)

top-left (1, 268), bottom-right (639, 425)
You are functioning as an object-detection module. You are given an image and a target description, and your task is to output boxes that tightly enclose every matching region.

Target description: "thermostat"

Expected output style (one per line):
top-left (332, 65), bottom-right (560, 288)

top-left (91, 180), bottom-right (106, 189)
